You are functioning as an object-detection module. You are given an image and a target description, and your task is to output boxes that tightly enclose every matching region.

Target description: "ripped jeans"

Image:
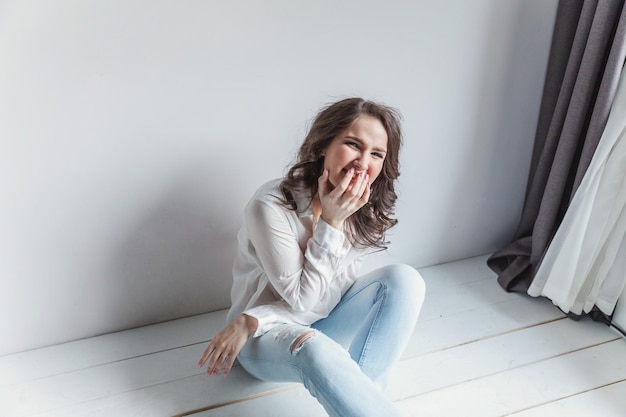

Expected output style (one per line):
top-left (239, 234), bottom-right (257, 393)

top-left (237, 264), bottom-right (426, 417)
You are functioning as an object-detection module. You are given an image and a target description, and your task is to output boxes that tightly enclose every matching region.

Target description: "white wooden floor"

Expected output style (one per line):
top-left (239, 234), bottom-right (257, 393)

top-left (2, 254), bottom-right (626, 417)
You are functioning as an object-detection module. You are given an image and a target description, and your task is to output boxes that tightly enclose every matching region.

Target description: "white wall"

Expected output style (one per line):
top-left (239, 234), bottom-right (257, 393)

top-left (0, 0), bottom-right (558, 355)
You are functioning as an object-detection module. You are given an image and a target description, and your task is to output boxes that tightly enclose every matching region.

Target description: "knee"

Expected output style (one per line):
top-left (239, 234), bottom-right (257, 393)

top-left (380, 264), bottom-right (426, 301)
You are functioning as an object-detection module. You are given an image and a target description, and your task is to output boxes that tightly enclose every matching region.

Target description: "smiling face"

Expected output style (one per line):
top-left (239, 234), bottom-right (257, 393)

top-left (322, 115), bottom-right (388, 189)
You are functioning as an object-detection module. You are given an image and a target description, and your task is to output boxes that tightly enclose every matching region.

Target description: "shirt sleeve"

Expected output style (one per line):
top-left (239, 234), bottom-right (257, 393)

top-left (245, 198), bottom-right (348, 313)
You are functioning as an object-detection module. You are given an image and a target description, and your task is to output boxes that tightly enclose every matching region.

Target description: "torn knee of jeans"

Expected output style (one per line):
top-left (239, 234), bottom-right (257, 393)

top-left (290, 329), bottom-right (316, 355)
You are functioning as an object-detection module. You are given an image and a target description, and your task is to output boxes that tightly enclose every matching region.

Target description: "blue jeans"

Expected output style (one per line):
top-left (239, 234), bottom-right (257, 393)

top-left (238, 264), bottom-right (426, 417)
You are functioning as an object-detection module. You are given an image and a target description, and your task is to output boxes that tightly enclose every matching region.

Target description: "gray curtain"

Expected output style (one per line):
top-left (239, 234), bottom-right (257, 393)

top-left (488, 0), bottom-right (626, 293)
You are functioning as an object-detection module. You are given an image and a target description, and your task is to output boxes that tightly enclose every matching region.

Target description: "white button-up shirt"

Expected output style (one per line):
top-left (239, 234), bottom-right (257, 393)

top-left (227, 179), bottom-right (371, 337)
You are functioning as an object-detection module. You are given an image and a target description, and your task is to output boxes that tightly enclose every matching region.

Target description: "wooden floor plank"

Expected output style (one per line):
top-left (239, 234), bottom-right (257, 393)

top-left (417, 254), bottom-right (495, 288)
top-left (180, 386), bottom-right (325, 417)
top-left (23, 372), bottom-right (292, 417)
top-left (1, 343), bottom-right (205, 415)
top-left (395, 340), bottom-right (626, 417)
top-left (508, 379), bottom-right (626, 417)
top-left (404, 295), bottom-right (563, 357)
top-left (389, 317), bottom-right (618, 401)
top-left (418, 275), bottom-right (519, 322)
top-left (0, 310), bottom-right (228, 387)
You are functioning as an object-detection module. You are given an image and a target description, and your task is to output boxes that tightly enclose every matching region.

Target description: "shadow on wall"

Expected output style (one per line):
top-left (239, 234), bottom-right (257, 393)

top-left (105, 161), bottom-right (238, 330)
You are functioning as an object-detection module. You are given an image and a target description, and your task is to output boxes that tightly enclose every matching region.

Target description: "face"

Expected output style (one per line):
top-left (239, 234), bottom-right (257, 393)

top-left (322, 115), bottom-right (388, 189)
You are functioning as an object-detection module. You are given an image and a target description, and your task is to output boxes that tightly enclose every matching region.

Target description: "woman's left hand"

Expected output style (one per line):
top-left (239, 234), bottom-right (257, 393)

top-left (197, 314), bottom-right (258, 377)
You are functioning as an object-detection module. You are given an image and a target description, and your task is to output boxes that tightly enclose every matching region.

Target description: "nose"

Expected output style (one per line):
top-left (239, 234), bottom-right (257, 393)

top-left (353, 153), bottom-right (370, 172)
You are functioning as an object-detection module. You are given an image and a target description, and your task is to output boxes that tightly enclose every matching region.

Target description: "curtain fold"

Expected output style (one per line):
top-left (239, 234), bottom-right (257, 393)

top-left (528, 68), bottom-right (626, 316)
top-left (488, 0), bottom-right (626, 294)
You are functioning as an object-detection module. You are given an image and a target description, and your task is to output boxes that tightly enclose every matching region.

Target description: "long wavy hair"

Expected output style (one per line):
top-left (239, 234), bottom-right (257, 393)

top-left (280, 97), bottom-right (403, 250)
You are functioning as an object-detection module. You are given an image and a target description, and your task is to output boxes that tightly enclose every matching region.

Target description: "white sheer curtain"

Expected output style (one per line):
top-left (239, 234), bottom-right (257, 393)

top-left (528, 66), bottom-right (626, 316)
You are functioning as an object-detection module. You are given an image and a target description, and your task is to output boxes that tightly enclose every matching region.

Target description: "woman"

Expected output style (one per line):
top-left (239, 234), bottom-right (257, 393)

top-left (198, 97), bottom-right (425, 417)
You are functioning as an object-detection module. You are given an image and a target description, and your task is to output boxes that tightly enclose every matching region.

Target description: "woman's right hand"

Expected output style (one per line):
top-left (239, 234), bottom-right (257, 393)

top-left (318, 168), bottom-right (370, 230)
top-left (197, 314), bottom-right (258, 377)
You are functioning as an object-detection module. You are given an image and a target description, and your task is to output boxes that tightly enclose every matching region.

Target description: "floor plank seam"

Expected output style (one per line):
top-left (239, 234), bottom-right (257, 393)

top-left (23, 366), bottom-right (251, 417)
top-left (393, 338), bottom-right (622, 403)
top-left (403, 316), bottom-right (567, 359)
top-left (416, 296), bottom-right (564, 325)
top-left (503, 377), bottom-right (626, 416)
top-left (4, 340), bottom-right (215, 388)
top-left (170, 384), bottom-right (301, 417)
top-left (538, 337), bottom-right (621, 361)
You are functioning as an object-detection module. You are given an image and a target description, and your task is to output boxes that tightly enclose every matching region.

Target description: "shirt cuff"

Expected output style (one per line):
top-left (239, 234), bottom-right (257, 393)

top-left (243, 305), bottom-right (280, 338)
top-left (314, 217), bottom-right (347, 256)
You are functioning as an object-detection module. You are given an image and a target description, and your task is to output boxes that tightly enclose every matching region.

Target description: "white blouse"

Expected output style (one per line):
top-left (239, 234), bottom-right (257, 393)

top-left (227, 179), bottom-right (370, 337)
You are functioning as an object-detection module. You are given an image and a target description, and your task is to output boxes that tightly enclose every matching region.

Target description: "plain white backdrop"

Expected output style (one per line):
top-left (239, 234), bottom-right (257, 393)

top-left (0, 0), bottom-right (558, 355)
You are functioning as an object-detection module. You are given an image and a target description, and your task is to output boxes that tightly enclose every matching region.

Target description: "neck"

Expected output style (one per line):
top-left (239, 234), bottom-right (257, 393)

top-left (311, 195), bottom-right (322, 220)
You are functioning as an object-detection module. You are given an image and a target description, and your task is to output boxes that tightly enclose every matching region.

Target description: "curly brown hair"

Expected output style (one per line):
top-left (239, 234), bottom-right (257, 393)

top-left (280, 97), bottom-right (403, 250)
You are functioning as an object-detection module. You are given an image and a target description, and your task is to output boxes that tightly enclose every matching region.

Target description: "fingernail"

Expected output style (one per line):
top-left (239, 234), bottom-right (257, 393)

top-left (349, 167), bottom-right (355, 173)
top-left (223, 372), bottom-right (229, 377)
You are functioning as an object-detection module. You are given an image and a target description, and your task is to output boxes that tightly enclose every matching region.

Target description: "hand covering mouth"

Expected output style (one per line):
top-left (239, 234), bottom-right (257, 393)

top-left (343, 167), bottom-right (363, 177)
